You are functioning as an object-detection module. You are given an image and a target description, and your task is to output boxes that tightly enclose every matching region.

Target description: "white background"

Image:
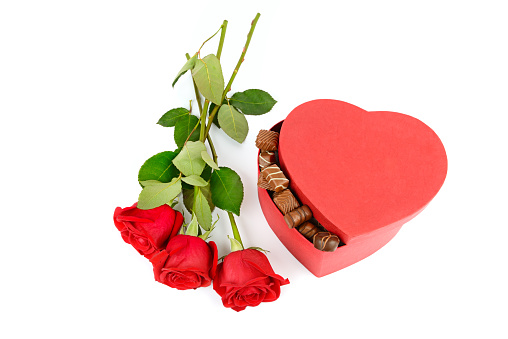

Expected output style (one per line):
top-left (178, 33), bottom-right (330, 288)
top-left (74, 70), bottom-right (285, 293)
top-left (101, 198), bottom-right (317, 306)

top-left (1, 1), bottom-right (507, 338)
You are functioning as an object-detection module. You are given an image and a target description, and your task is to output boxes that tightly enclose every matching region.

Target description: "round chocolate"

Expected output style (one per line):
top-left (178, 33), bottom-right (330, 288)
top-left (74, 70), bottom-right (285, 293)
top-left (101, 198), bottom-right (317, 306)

top-left (313, 232), bottom-right (340, 252)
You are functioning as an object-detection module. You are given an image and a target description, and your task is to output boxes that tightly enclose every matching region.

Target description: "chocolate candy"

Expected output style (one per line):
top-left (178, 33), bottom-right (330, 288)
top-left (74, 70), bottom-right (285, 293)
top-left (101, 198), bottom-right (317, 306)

top-left (261, 164), bottom-right (289, 192)
top-left (257, 173), bottom-right (272, 190)
top-left (255, 130), bottom-right (279, 151)
top-left (313, 232), bottom-right (340, 252)
top-left (273, 189), bottom-right (300, 215)
top-left (297, 222), bottom-right (320, 239)
top-left (284, 205), bottom-right (312, 228)
top-left (259, 151), bottom-right (276, 169)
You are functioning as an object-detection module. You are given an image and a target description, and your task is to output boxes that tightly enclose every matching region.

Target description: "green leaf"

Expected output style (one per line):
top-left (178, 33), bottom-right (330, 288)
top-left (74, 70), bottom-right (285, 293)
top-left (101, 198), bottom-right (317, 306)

top-left (173, 53), bottom-right (197, 87)
top-left (182, 175), bottom-right (208, 187)
top-left (229, 236), bottom-right (244, 252)
top-left (137, 177), bottom-right (182, 210)
top-left (210, 167), bottom-right (244, 215)
top-left (191, 54), bottom-right (224, 105)
top-left (218, 103), bottom-right (249, 143)
top-left (208, 100), bottom-right (228, 129)
top-left (185, 213), bottom-right (199, 237)
top-left (183, 184), bottom-right (215, 213)
top-left (201, 164), bottom-right (212, 182)
top-left (172, 141), bottom-right (207, 176)
top-left (194, 187), bottom-right (212, 230)
top-left (139, 180), bottom-right (161, 187)
top-left (138, 151), bottom-right (180, 183)
top-left (157, 107), bottom-right (189, 127)
top-left (230, 89), bottom-right (277, 115)
top-left (174, 115), bottom-right (200, 148)
top-left (182, 165), bottom-right (211, 190)
top-left (201, 151), bottom-right (219, 170)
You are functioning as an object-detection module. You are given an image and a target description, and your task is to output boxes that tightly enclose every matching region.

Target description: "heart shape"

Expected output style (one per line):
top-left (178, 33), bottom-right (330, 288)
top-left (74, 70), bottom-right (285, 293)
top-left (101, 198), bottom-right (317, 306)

top-left (258, 99), bottom-right (447, 277)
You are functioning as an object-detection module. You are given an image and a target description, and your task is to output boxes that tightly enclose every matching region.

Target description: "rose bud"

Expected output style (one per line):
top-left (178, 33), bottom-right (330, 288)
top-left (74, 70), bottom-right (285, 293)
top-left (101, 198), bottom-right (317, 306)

top-left (113, 203), bottom-right (183, 259)
top-left (213, 249), bottom-right (289, 312)
top-left (150, 235), bottom-right (218, 290)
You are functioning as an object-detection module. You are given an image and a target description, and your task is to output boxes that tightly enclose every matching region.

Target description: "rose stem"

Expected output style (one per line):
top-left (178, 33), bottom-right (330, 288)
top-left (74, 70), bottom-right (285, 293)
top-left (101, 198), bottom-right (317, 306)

top-left (182, 118), bottom-right (201, 146)
top-left (216, 20), bottom-right (228, 60)
top-left (207, 134), bottom-right (218, 162)
top-left (201, 20), bottom-right (227, 163)
top-left (198, 21), bottom-right (228, 142)
top-left (191, 17), bottom-right (252, 247)
top-left (228, 212), bottom-right (244, 249)
top-left (186, 54), bottom-right (217, 162)
top-left (203, 13), bottom-right (261, 140)
top-left (186, 54), bottom-right (210, 151)
top-left (186, 53), bottom-right (203, 115)
top-left (219, 14), bottom-right (260, 249)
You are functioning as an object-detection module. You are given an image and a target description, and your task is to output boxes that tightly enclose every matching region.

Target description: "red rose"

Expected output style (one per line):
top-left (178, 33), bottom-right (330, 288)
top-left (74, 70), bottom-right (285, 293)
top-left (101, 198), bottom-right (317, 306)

top-left (113, 203), bottom-right (183, 259)
top-left (150, 235), bottom-right (218, 290)
top-left (213, 249), bottom-right (289, 311)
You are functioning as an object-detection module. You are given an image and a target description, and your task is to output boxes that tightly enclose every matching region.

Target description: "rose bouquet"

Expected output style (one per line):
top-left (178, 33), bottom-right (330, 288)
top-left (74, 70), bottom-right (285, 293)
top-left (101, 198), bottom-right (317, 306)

top-left (113, 13), bottom-right (289, 312)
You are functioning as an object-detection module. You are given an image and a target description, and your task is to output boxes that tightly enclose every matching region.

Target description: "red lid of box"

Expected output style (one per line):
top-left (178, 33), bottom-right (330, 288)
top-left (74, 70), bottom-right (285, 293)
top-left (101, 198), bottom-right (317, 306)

top-left (278, 99), bottom-right (447, 244)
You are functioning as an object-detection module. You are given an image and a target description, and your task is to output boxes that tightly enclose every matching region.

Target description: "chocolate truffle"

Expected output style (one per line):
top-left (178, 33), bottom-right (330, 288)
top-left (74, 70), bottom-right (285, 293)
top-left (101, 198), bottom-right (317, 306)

top-left (259, 151), bottom-right (276, 169)
top-left (273, 189), bottom-right (300, 215)
top-left (313, 232), bottom-right (340, 252)
top-left (255, 129), bottom-right (279, 151)
top-left (297, 222), bottom-right (320, 239)
top-left (284, 205), bottom-right (312, 228)
top-left (261, 164), bottom-right (289, 192)
top-left (257, 173), bottom-right (272, 190)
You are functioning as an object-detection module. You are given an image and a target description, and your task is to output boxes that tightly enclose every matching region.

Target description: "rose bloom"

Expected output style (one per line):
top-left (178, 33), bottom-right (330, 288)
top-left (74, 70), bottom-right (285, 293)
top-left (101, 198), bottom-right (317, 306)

top-left (213, 249), bottom-right (289, 311)
top-left (113, 203), bottom-right (183, 259)
top-left (150, 235), bottom-right (218, 290)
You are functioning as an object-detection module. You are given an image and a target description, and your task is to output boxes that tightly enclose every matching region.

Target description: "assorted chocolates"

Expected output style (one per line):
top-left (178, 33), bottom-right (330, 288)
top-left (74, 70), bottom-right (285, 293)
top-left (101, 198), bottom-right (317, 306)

top-left (255, 129), bottom-right (342, 252)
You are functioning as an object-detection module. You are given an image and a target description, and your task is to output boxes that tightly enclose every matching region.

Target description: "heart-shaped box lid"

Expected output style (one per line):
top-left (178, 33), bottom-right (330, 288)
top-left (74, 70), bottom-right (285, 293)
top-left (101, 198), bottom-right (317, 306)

top-left (278, 99), bottom-right (447, 244)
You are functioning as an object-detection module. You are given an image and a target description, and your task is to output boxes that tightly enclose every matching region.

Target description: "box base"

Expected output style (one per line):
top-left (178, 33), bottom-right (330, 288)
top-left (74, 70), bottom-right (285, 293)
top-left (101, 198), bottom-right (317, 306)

top-left (258, 186), bottom-right (415, 277)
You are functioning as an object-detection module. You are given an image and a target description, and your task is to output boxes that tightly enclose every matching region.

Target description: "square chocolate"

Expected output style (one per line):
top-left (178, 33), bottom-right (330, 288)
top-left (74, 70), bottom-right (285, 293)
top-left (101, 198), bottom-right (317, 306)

top-left (259, 151), bottom-right (276, 169)
top-left (257, 173), bottom-right (272, 190)
top-left (272, 189), bottom-right (300, 215)
top-left (255, 130), bottom-right (279, 151)
top-left (261, 164), bottom-right (289, 192)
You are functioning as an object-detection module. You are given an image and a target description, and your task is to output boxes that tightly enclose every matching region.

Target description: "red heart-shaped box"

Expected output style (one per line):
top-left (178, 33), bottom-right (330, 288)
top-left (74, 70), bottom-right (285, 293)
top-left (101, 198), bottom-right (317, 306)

top-left (258, 99), bottom-right (447, 277)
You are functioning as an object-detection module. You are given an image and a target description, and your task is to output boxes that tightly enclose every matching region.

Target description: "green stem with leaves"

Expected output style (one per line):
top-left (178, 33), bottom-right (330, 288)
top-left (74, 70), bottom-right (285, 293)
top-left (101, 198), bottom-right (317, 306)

top-left (203, 13), bottom-right (261, 141)
top-left (215, 14), bottom-right (260, 248)
top-left (189, 14), bottom-right (260, 249)
top-left (198, 20), bottom-right (228, 142)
